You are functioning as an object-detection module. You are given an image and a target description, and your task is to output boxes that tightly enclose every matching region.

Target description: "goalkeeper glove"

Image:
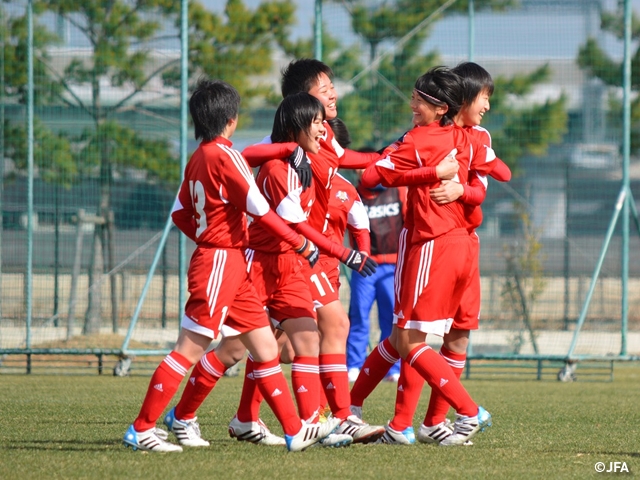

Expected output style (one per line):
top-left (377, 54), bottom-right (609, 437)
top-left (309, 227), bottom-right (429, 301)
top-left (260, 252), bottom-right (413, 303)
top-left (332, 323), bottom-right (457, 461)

top-left (288, 146), bottom-right (312, 191)
top-left (342, 250), bottom-right (377, 277)
top-left (295, 236), bottom-right (319, 267)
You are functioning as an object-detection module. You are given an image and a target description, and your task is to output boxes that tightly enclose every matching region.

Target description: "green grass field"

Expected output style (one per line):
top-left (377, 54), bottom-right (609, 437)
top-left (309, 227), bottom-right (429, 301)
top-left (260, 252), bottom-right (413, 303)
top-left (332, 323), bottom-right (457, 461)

top-left (1, 363), bottom-right (639, 480)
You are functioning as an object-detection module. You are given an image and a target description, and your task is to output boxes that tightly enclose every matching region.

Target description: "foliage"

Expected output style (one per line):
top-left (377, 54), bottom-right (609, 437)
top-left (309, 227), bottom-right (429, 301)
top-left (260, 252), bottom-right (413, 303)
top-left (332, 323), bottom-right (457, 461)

top-left (3, 118), bottom-right (76, 187)
top-left (577, 5), bottom-right (640, 152)
top-left (487, 65), bottom-right (569, 174)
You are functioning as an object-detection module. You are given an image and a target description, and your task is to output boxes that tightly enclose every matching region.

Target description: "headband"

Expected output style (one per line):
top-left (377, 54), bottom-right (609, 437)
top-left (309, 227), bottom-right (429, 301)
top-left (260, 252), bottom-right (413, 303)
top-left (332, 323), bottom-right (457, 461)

top-left (414, 88), bottom-right (446, 106)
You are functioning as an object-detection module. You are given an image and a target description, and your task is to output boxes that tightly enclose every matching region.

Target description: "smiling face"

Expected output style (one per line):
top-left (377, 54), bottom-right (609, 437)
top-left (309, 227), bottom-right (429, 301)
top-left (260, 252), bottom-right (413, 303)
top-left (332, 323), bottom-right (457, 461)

top-left (296, 113), bottom-right (326, 154)
top-left (457, 88), bottom-right (491, 127)
top-left (410, 90), bottom-right (448, 127)
top-left (307, 72), bottom-right (338, 120)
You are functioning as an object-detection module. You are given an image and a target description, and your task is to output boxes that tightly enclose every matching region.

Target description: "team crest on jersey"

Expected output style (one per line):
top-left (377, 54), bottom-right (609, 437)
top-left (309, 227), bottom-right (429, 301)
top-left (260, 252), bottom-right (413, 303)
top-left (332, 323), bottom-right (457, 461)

top-left (335, 190), bottom-right (349, 202)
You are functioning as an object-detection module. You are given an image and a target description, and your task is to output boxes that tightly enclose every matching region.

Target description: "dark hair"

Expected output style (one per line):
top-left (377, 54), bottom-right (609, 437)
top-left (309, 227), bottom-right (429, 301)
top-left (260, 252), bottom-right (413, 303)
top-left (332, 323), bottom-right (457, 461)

top-left (328, 117), bottom-right (351, 148)
top-left (189, 78), bottom-right (240, 141)
top-left (452, 61), bottom-right (494, 107)
top-left (414, 66), bottom-right (463, 126)
top-left (271, 92), bottom-right (325, 144)
top-left (281, 58), bottom-right (334, 98)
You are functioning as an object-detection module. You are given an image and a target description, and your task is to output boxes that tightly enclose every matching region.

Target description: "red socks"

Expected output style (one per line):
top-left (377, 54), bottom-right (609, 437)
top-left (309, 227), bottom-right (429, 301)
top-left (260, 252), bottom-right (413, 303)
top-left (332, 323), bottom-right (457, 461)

top-left (319, 353), bottom-right (352, 420)
top-left (291, 356), bottom-right (321, 421)
top-left (174, 350), bottom-right (227, 421)
top-left (235, 356), bottom-right (264, 423)
top-left (350, 338), bottom-right (399, 407)
top-left (389, 360), bottom-right (424, 431)
top-left (253, 358), bottom-right (302, 436)
top-left (133, 351), bottom-right (192, 431)
top-left (405, 344), bottom-right (476, 417)
top-left (424, 346), bottom-right (466, 426)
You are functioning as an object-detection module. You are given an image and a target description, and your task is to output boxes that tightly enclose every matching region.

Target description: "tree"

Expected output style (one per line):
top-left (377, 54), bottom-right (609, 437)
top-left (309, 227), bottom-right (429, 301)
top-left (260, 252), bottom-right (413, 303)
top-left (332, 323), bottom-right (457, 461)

top-left (577, 5), bottom-right (640, 152)
top-left (28, 0), bottom-right (297, 334)
top-left (318, 0), bottom-right (518, 148)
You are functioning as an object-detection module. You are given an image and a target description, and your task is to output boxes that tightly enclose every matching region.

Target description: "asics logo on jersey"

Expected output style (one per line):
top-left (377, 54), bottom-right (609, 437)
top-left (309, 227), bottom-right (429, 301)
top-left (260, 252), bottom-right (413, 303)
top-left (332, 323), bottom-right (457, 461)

top-left (365, 202), bottom-right (400, 219)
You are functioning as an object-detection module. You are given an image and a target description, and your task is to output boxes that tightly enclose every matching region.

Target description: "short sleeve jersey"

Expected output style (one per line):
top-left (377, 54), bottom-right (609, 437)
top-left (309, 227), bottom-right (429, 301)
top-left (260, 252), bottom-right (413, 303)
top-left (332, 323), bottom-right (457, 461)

top-left (376, 122), bottom-right (496, 243)
top-left (248, 158), bottom-right (316, 253)
top-left (173, 136), bottom-right (270, 248)
top-left (325, 173), bottom-right (369, 246)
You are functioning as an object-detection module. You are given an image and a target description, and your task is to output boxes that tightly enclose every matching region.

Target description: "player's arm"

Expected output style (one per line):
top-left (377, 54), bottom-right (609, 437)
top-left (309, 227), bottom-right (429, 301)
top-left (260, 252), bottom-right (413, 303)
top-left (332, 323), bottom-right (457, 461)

top-left (346, 195), bottom-right (371, 255)
top-left (242, 141), bottom-right (298, 168)
top-left (430, 171), bottom-right (487, 206)
top-left (339, 148), bottom-right (381, 169)
top-left (361, 152), bottom-right (457, 188)
top-left (171, 183), bottom-right (197, 242)
top-left (294, 221), bottom-right (376, 276)
top-left (223, 149), bottom-right (318, 265)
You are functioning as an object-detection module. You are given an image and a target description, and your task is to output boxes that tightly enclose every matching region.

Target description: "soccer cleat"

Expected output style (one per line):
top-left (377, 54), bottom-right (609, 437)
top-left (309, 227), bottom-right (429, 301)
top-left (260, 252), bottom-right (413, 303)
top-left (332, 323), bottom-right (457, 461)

top-left (228, 416), bottom-right (286, 446)
top-left (417, 419), bottom-right (453, 444)
top-left (336, 415), bottom-right (385, 444)
top-left (312, 432), bottom-right (353, 448)
top-left (376, 424), bottom-right (415, 445)
top-left (163, 408), bottom-right (210, 447)
top-left (285, 417), bottom-right (340, 452)
top-left (350, 405), bottom-right (363, 420)
top-left (123, 425), bottom-right (183, 452)
top-left (440, 406), bottom-right (492, 446)
top-left (348, 367), bottom-right (360, 383)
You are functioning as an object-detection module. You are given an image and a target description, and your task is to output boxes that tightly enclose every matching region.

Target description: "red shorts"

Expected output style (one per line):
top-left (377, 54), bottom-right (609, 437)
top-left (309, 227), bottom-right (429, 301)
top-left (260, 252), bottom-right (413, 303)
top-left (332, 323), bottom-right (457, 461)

top-left (182, 247), bottom-right (269, 339)
top-left (453, 232), bottom-right (480, 331)
top-left (247, 249), bottom-right (316, 323)
top-left (396, 228), bottom-right (472, 336)
top-left (302, 254), bottom-right (341, 307)
top-left (393, 227), bottom-right (411, 317)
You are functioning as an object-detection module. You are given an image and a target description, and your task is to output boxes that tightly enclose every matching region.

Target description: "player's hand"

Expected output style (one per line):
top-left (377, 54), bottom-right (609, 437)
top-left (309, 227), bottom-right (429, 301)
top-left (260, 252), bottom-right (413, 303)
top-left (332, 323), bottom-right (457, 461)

top-left (341, 250), bottom-right (377, 277)
top-left (436, 150), bottom-right (458, 180)
top-left (430, 180), bottom-right (464, 204)
top-left (295, 236), bottom-right (319, 267)
top-left (288, 146), bottom-right (312, 191)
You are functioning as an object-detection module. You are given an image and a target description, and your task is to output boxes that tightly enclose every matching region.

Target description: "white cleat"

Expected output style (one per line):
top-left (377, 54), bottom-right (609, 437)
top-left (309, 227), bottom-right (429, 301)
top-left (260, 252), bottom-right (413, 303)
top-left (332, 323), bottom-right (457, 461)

top-left (163, 408), bottom-right (210, 447)
top-left (312, 432), bottom-right (353, 448)
top-left (417, 419), bottom-right (454, 445)
top-left (285, 417), bottom-right (340, 452)
top-left (123, 425), bottom-right (183, 452)
top-left (440, 406), bottom-right (492, 446)
top-left (336, 415), bottom-right (385, 444)
top-left (228, 416), bottom-right (286, 446)
top-left (376, 424), bottom-right (415, 445)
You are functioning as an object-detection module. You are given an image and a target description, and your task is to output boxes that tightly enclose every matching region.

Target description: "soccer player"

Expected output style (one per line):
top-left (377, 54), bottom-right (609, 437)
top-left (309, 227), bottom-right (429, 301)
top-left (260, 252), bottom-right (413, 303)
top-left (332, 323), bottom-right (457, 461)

top-left (350, 65), bottom-right (511, 446)
top-left (242, 59), bottom-right (385, 443)
top-left (122, 79), bottom-right (336, 453)
top-left (227, 93), bottom-right (377, 448)
top-left (361, 66), bottom-right (497, 447)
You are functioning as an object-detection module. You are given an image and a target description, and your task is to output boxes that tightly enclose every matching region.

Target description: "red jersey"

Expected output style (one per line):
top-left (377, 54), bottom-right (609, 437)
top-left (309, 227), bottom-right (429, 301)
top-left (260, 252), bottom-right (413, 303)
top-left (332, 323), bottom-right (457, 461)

top-left (172, 136), bottom-right (270, 248)
top-left (249, 158), bottom-right (315, 253)
top-left (376, 122), bottom-right (496, 243)
top-left (325, 173), bottom-right (369, 250)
